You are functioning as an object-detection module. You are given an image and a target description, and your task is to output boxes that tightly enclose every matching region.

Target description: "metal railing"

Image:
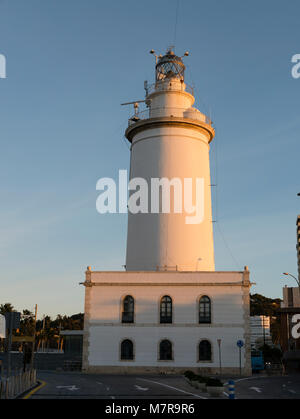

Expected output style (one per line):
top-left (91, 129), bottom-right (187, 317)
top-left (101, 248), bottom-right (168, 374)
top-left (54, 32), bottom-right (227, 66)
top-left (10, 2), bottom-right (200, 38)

top-left (128, 106), bottom-right (212, 127)
top-left (0, 369), bottom-right (37, 399)
top-left (146, 81), bottom-right (194, 96)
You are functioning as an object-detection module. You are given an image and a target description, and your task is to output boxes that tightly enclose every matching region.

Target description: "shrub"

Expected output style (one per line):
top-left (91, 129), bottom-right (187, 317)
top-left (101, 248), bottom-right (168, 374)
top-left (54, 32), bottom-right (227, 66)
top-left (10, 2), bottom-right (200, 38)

top-left (205, 378), bottom-right (223, 387)
top-left (184, 370), bottom-right (197, 380)
top-left (196, 375), bottom-right (207, 383)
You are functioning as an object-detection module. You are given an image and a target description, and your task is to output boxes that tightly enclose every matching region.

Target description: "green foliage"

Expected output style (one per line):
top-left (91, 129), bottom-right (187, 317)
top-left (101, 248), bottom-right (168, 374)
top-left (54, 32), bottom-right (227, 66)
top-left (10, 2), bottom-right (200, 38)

top-left (0, 302), bottom-right (84, 350)
top-left (250, 294), bottom-right (281, 316)
top-left (184, 370), bottom-right (196, 380)
top-left (196, 375), bottom-right (207, 383)
top-left (205, 378), bottom-right (223, 387)
top-left (250, 293), bottom-right (282, 345)
top-left (258, 344), bottom-right (282, 363)
top-left (0, 303), bottom-right (14, 314)
top-left (184, 371), bottom-right (223, 387)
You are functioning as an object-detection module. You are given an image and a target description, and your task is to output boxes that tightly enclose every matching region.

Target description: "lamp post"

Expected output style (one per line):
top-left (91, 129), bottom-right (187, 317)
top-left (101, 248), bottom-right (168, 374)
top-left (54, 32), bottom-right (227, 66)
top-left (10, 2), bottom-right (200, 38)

top-left (283, 272), bottom-right (300, 288)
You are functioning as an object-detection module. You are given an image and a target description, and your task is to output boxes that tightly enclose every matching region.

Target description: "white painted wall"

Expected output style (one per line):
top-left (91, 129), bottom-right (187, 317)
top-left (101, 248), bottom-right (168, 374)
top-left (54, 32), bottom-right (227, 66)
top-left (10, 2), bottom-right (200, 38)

top-left (88, 325), bottom-right (245, 368)
top-left (84, 271), bottom-right (249, 370)
top-left (125, 79), bottom-right (215, 272)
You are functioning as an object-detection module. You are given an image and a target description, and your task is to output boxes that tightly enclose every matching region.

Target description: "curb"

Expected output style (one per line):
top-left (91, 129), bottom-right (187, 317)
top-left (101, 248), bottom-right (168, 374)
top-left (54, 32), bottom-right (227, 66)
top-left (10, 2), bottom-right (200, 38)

top-left (20, 380), bottom-right (47, 399)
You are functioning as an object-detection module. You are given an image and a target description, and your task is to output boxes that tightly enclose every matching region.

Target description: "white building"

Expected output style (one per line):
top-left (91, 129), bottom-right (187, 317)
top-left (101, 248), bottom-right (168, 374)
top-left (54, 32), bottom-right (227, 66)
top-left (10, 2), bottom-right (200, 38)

top-left (250, 316), bottom-right (271, 349)
top-left (0, 314), bottom-right (5, 339)
top-left (82, 49), bottom-right (252, 376)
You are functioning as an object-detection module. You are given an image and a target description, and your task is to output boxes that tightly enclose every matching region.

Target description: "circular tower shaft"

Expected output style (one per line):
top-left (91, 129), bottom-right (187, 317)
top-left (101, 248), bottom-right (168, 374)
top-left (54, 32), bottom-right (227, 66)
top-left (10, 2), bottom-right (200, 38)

top-left (125, 52), bottom-right (215, 272)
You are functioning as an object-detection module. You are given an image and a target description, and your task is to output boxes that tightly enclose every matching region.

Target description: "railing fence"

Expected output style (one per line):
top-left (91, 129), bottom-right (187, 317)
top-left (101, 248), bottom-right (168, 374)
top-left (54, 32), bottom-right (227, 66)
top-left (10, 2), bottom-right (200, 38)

top-left (0, 369), bottom-right (37, 399)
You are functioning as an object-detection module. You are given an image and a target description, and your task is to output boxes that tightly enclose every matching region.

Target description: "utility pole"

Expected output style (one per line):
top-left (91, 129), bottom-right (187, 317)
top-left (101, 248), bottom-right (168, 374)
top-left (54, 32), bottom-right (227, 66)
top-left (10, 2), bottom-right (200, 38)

top-left (30, 305), bottom-right (37, 370)
top-left (217, 339), bottom-right (222, 376)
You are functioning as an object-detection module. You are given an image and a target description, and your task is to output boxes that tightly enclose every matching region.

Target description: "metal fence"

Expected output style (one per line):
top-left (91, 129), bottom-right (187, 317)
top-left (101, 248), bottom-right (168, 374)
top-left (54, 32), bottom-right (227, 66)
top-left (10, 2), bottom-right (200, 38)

top-left (128, 106), bottom-right (212, 127)
top-left (0, 369), bottom-right (37, 399)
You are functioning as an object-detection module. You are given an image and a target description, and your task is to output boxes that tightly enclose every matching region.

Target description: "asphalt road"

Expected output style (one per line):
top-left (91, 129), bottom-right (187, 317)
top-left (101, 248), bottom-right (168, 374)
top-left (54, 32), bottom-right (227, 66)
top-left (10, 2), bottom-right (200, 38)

top-left (26, 372), bottom-right (300, 399)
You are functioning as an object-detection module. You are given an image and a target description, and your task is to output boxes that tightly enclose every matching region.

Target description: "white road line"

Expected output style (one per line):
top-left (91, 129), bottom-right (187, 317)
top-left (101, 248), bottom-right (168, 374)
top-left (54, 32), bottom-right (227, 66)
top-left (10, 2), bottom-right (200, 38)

top-left (135, 385), bottom-right (149, 391)
top-left (137, 378), bottom-right (207, 399)
top-left (250, 387), bottom-right (262, 393)
top-left (234, 377), bottom-right (262, 383)
top-left (288, 390), bottom-right (296, 394)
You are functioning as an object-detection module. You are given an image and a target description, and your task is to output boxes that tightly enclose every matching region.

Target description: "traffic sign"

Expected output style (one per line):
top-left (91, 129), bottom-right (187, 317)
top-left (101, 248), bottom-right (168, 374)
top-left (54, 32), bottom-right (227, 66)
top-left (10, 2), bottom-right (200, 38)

top-left (237, 340), bottom-right (244, 348)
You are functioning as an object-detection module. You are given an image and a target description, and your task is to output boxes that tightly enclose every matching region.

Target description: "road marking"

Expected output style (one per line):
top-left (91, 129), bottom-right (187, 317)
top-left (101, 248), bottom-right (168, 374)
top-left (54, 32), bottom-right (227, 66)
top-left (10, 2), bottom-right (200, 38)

top-left (235, 377), bottom-right (263, 383)
top-left (97, 382), bottom-right (104, 386)
top-left (134, 385), bottom-right (149, 391)
top-left (137, 378), bottom-right (207, 399)
top-left (250, 387), bottom-right (262, 393)
top-left (56, 385), bottom-right (79, 391)
top-left (288, 390), bottom-right (296, 394)
top-left (23, 380), bottom-right (47, 399)
top-left (106, 386), bottom-right (110, 391)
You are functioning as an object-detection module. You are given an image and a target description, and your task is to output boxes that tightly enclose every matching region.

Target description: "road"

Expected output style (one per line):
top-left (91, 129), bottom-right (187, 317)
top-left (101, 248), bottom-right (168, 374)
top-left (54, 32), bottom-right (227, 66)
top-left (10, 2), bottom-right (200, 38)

top-left (25, 372), bottom-right (300, 399)
top-left (27, 372), bottom-right (208, 399)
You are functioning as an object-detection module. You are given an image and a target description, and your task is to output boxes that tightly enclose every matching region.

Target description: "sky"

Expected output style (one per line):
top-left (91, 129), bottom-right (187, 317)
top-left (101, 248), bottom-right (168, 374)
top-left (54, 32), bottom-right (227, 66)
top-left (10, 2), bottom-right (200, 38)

top-left (0, 0), bottom-right (299, 318)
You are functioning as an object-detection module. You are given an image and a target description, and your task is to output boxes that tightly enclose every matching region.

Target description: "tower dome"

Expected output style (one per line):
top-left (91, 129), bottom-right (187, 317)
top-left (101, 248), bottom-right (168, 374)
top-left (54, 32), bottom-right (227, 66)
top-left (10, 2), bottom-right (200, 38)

top-left (156, 49), bottom-right (185, 82)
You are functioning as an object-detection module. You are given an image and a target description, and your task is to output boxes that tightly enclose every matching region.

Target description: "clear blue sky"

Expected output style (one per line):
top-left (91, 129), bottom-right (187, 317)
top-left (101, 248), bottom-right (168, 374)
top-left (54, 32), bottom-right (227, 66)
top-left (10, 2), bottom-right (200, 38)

top-left (0, 0), bottom-right (299, 318)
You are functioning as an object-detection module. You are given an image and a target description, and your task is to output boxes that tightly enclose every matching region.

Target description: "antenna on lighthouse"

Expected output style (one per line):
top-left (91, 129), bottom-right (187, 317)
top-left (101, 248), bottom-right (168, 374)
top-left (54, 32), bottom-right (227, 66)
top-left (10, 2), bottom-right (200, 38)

top-left (144, 81), bottom-right (149, 97)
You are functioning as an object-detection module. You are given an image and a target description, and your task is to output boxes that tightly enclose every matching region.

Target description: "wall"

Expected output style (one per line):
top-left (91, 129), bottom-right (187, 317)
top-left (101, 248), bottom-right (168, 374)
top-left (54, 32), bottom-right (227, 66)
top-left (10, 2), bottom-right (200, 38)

top-left (83, 270), bottom-right (252, 375)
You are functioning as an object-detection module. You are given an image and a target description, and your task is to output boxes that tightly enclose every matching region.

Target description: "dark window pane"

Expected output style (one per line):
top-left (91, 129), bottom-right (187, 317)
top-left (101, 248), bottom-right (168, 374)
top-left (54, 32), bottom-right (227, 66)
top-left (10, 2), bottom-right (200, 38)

top-left (122, 296), bottom-right (134, 324)
top-left (159, 340), bottom-right (172, 360)
top-left (199, 340), bottom-right (212, 361)
top-left (199, 296), bottom-right (211, 324)
top-left (121, 340), bottom-right (134, 360)
top-left (160, 296), bottom-right (172, 324)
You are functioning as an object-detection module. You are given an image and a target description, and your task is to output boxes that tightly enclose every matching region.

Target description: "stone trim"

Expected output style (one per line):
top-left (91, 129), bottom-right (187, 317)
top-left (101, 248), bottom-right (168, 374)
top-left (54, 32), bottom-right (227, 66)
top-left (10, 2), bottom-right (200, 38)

top-left (82, 281), bottom-right (248, 287)
top-left (88, 322), bottom-right (244, 328)
top-left (84, 366), bottom-right (249, 376)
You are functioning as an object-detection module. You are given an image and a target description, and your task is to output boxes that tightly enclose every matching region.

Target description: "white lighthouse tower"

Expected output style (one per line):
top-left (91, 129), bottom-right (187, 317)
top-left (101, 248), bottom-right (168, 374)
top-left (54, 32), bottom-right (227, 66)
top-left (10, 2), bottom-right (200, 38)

top-left (125, 49), bottom-right (215, 272)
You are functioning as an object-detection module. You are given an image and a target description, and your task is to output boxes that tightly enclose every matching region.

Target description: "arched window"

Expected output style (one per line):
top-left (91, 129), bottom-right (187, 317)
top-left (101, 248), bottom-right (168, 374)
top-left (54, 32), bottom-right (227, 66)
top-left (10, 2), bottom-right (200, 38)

top-left (199, 296), bottom-right (211, 324)
top-left (199, 340), bottom-right (212, 361)
top-left (121, 339), bottom-right (134, 360)
top-left (159, 340), bottom-right (173, 360)
top-left (160, 296), bottom-right (172, 324)
top-left (122, 295), bottom-right (134, 323)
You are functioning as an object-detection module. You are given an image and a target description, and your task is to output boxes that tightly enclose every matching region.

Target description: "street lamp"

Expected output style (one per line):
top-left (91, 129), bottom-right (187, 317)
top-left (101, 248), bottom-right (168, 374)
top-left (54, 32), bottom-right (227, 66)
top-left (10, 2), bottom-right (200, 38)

top-left (283, 272), bottom-right (300, 288)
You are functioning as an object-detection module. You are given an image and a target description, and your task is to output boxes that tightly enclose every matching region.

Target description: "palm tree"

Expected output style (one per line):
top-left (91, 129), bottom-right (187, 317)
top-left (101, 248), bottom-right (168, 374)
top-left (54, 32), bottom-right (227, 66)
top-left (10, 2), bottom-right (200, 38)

top-left (0, 303), bottom-right (14, 314)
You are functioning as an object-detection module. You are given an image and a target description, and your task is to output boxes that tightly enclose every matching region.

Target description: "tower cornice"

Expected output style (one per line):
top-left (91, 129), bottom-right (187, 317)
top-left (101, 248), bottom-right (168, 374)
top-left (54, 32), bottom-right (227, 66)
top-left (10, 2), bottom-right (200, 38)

top-left (125, 116), bottom-right (215, 144)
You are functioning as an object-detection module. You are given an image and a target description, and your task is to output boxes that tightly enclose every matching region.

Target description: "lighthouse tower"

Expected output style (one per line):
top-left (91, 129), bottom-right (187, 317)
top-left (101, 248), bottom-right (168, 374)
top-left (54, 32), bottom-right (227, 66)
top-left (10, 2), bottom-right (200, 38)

top-left (125, 49), bottom-right (215, 272)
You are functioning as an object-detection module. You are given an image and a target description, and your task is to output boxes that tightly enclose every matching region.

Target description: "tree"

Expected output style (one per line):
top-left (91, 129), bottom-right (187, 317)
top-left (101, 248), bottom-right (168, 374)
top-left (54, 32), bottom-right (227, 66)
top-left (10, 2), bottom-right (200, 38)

top-left (250, 294), bottom-right (281, 317)
top-left (0, 303), bottom-right (14, 315)
top-left (250, 294), bottom-right (282, 346)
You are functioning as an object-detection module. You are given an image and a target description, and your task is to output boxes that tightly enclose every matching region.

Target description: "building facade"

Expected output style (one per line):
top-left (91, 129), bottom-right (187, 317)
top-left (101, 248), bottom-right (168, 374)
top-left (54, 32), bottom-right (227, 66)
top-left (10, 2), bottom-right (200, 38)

top-left (280, 286), bottom-right (300, 352)
top-left (82, 49), bottom-right (252, 375)
top-left (250, 316), bottom-right (271, 349)
top-left (297, 215), bottom-right (300, 281)
top-left (82, 269), bottom-right (251, 375)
